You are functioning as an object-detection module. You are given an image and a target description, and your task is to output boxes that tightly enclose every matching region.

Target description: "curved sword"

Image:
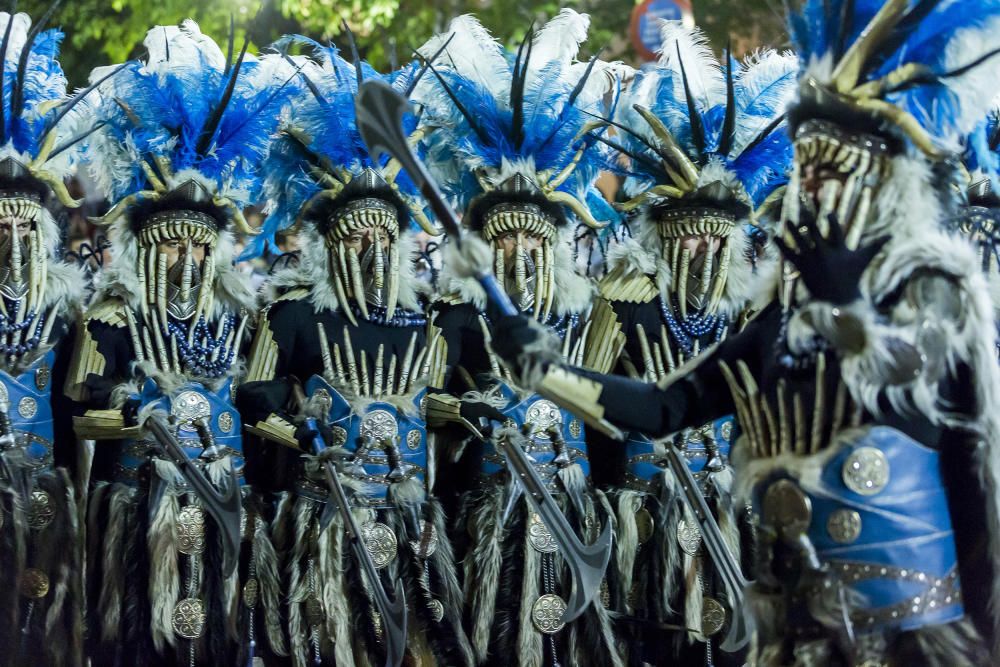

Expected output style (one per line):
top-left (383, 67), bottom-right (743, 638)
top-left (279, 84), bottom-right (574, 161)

top-left (660, 438), bottom-right (752, 652)
top-left (303, 417), bottom-right (408, 667)
top-left (144, 414), bottom-right (242, 576)
top-left (492, 423), bottom-right (612, 623)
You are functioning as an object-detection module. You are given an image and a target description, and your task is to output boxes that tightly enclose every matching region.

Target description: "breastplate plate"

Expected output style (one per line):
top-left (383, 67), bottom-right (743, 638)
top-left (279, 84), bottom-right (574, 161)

top-left (479, 382), bottom-right (589, 489)
top-left (0, 349), bottom-right (56, 475)
top-left (624, 415), bottom-right (734, 492)
top-left (298, 374), bottom-right (427, 505)
top-left (752, 425), bottom-right (963, 635)
top-left (114, 378), bottom-right (245, 487)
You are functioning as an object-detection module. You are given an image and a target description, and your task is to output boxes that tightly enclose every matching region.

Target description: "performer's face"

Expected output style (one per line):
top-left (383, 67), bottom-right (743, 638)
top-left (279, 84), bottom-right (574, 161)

top-left (0, 216), bottom-right (33, 241)
top-left (680, 234), bottom-right (721, 260)
top-left (800, 163), bottom-right (848, 206)
top-left (157, 237), bottom-right (207, 267)
top-left (496, 230), bottom-right (543, 265)
top-left (342, 226), bottom-right (391, 254)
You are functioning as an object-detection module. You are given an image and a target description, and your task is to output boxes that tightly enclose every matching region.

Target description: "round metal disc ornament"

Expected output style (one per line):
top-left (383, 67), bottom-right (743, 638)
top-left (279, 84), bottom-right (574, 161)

top-left (528, 512), bottom-right (558, 554)
top-left (361, 521), bottom-right (398, 569)
top-left (408, 520), bottom-right (439, 559)
top-left (701, 596), bottom-right (727, 637)
top-left (172, 597), bottom-right (206, 639)
top-left (531, 594), bottom-right (568, 634)
top-left (20, 568), bottom-right (49, 598)
top-left (635, 507), bottom-right (654, 545)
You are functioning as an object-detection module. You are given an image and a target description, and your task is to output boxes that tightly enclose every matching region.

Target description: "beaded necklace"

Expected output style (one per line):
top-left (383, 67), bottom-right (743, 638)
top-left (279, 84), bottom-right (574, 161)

top-left (0, 304), bottom-right (45, 357)
top-left (352, 303), bottom-right (427, 328)
top-left (164, 314), bottom-right (238, 378)
top-left (658, 295), bottom-right (727, 358)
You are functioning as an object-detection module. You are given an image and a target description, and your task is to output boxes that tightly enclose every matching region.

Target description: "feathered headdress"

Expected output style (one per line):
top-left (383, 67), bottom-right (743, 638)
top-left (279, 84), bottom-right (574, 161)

top-left (253, 36), bottom-right (437, 257)
top-left (0, 9), bottom-right (99, 206)
top-left (83, 20), bottom-right (299, 234)
top-left (788, 0), bottom-right (1000, 157)
top-left (253, 37), bottom-right (433, 322)
top-left (614, 21), bottom-right (797, 220)
top-left (413, 10), bottom-right (628, 232)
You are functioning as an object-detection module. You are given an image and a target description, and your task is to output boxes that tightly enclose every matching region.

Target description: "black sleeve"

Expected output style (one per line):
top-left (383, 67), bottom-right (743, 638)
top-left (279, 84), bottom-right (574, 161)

top-left (569, 309), bottom-right (767, 438)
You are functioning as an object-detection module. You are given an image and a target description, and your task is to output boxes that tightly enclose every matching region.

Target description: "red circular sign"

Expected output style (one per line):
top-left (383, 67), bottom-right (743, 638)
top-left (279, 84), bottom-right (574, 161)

top-left (629, 0), bottom-right (693, 62)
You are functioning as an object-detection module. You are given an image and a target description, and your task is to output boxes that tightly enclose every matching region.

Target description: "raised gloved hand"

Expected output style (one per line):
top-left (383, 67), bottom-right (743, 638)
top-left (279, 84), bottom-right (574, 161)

top-left (774, 209), bottom-right (889, 306)
top-left (489, 313), bottom-right (560, 385)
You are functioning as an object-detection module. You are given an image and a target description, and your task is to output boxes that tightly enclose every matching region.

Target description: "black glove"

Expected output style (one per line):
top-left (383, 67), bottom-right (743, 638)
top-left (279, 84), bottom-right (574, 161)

top-left (490, 313), bottom-right (553, 369)
top-left (121, 396), bottom-right (142, 428)
top-left (294, 421), bottom-right (335, 454)
top-left (774, 208), bottom-right (889, 306)
top-left (459, 400), bottom-right (506, 427)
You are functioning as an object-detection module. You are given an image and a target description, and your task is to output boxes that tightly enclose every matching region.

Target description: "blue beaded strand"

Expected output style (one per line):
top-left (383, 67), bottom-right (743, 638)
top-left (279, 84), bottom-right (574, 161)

top-left (657, 295), bottom-right (727, 358)
top-left (0, 305), bottom-right (45, 357)
top-left (164, 315), bottom-right (237, 378)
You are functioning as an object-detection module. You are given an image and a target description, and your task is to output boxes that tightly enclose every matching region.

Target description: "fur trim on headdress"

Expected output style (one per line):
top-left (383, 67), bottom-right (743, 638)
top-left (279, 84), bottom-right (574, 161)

top-left (437, 228), bottom-right (594, 317)
top-left (264, 224), bottom-right (425, 315)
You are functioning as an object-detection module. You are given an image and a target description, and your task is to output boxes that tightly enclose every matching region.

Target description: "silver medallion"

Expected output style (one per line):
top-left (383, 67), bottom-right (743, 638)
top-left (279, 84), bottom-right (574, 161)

top-left (361, 521), bottom-right (398, 568)
top-left (827, 509), bottom-right (863, 544)
top-left (35, 364), bottom-right (50, 391)
top-left (720, 421), bottom-right (733, 441)
top-left (525, 400), bottom-right (562, 438)
top-left (842, 447), bottom-right (890, 496)
top-left (527, 513), bottom-right (558, 554)
top-left (0, 382), bottom-right (8, 403)
top-left (409, 520), bottom-right (439, 559)
top-left (18, 396), bottom-right (36, 419)
top-left (172, 391), bottom-right (211, 427)
top-left (635, 507), bottom-right (654, 545)
top-left (218, 412), bottom-right (234, 434)
top-left (360, 409), bottom-right (398, 445)
top-left (428, 599), bottom-right (445, 623)
top-left (177, 505), bottom-right (206, 555)
top-left (568, 419), bottom-right (582, 439)
top-left (172, 597), bottom-right (206, 639)
top-left (243, 577), bottom-right (259, 608)
top-left (531, 594), bottom-right (567, 634)
top-left (762, 479), bottom-right (812, 540)
top-left (701, 596), bottom-right (727, 637)
top-left (406, 430), bottom-right (422, 451)
top-left (677, 518), bottom-right (701, 556)
top-left (329, 425), bottom-right (348, 447)
top-left (20, 568), bottom-right (49, 598)
top-left (27, 490), bottom-right (54, 530)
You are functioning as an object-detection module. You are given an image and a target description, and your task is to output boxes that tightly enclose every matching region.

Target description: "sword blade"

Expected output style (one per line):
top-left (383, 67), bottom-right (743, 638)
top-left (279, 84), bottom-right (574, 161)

top-left (305, 419), bottom-right (407, 667)
top-left (496, 428), bottom-right (612, 623)
top-left (662, 442), bottom-right (752, 651)
top-left (145, 415), bottom-right (242, 576)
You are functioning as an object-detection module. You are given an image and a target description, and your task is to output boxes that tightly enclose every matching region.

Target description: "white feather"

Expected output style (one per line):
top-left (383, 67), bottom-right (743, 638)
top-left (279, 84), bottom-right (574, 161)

top-left (941, 14), bottom-right (1000, 147)
top-left (416, 14), bottom-right (510, 103)
top-left (529, 9), bottom-right (590, 67)
top-left (732, 49), bottom-right (798, 156)
top-left (656, 20), bottom-right (726, 113)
